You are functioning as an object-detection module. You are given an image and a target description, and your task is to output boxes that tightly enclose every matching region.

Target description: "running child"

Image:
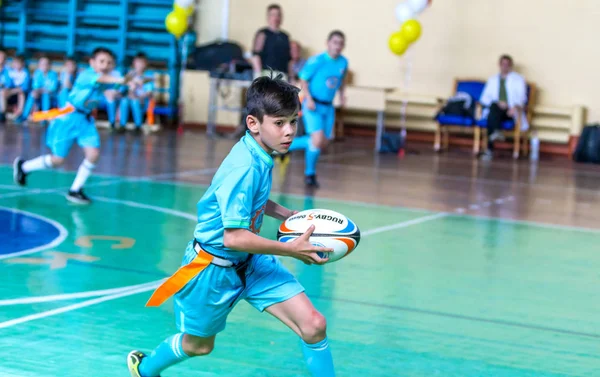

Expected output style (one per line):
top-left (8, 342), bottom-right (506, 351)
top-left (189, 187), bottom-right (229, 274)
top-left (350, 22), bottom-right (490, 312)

top-left (13, 47), bottom-right (136, 204)
top-left (287, 30), bottom-right (348, 188)
top-left (127, 73), bottom-right (337, 377)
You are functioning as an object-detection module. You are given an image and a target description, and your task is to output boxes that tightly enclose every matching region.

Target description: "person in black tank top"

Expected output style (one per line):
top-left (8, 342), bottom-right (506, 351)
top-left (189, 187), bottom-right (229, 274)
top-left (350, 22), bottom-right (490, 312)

top-left (251, 4), bottom-right (292, 79)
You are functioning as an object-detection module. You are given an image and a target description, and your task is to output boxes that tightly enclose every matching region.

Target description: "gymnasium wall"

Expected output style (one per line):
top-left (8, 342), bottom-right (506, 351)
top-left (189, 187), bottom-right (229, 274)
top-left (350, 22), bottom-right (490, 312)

top-left (200, 0), bottom-right (598, 123)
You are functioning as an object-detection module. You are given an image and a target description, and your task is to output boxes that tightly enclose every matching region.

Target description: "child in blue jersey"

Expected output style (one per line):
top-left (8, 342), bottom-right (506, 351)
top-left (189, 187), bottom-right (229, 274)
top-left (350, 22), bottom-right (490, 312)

top-left (6, 55), bottom-right (31, 120)
top-left (103, 60), bottom-right (123, 130)
top-left (13, 47), bottom-right (136, 204)
top-left (58, 57), bottom-right (79, 108)
top-left (21, 55), bottom-right (59, 122)
top-left (127, 74), bottom-right (337, 377)
top-left (118, 52), bottom-right (154, 132)
top-left (288, 30), bottom-right (348, 188)
top-left (0, 49), bottom-right (14, 122)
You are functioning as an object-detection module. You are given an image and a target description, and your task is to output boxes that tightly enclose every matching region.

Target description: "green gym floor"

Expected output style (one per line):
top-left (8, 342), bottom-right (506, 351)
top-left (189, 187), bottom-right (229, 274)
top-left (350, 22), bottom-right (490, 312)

top-left (0, 126), bottom-right (599, 377)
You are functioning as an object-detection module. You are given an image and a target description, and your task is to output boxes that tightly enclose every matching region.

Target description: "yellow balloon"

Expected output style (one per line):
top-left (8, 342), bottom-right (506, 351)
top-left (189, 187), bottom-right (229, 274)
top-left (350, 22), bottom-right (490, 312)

top-left (173, 3), bottom-right (194, 17)
top-left (401, 19), bottom-right (422, 43)
top-left (165, 11), bottom-right (188, 39)
top-left (388, 31), bottom-right (409, 56)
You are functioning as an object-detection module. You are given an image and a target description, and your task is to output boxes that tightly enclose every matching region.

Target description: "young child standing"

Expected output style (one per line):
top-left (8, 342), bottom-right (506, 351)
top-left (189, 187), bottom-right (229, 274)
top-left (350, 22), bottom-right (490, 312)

top-left (13, 47), bottom-right (135, 204)
top-left (127, 74), bottom-right (336, 377)
top-left (288, 30), bottom-right (348, 188)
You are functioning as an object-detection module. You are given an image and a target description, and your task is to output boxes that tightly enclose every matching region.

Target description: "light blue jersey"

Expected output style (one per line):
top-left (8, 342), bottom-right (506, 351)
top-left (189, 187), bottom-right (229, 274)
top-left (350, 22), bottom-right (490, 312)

top-left (194, 132), bottom-right (273, 262)
top-left (299, 52), bottom-right (348, 103)
top-left (67, 68), bottom-right (114, 113)
top-left (46, 68), bottom-right (117, 157)
top-left (32, 70), bottom-right (59, 93)
top-left (175, 132), bottom-right (304, 337)
top-left (0, 67), bottom-right (13, 89)
top-left (8, 68), bottom-right (30, 92)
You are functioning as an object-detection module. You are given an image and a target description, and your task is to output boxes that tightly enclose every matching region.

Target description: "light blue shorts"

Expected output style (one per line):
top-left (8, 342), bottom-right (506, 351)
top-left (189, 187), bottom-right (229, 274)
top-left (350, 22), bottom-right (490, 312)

top-left (174, 241), bottom-right (305, 337)
top-left (302, 102), bottom-right (336, 138)
top-left (46, 112), bottom-right (100, 158)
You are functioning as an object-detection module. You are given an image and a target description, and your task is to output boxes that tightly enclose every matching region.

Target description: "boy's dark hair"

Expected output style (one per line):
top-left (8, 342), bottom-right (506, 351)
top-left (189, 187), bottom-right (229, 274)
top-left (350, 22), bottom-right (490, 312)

top-left (38, 54), bottom-right (50, 61)
top-left (499, 54), bottom-right (513, 65)
top-left (267, 3), bottom-right (281, 12)
top-left (91, 47), bottom-right (115, 60)
top-left (134, 52), bottom-right (148, 61)
top-left (65, 56), bottom-right (77, 63)
top-left (246, 72), bottom-right (300, 122)
top-left (328, 30), bottom-right (345, 41)
top-left (14, 55), bottom-right (26, 63)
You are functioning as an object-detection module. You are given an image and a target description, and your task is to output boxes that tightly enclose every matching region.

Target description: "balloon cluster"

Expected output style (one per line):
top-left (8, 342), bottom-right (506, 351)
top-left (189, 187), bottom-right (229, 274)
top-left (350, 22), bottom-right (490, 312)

top-left (165, 0), bottom-right (195, 39)
top-left (389, 0), bottom-right (431, 56)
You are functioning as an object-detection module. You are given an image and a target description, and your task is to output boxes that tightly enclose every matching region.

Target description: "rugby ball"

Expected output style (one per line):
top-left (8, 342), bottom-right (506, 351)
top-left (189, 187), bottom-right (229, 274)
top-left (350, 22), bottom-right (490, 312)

top-left (277, 209), bottom-right (360, 263)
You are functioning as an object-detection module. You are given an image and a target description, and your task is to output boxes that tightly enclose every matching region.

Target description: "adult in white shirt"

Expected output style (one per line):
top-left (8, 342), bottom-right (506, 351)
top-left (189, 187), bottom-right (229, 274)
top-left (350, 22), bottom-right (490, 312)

top-left (479, 55), bottom-right (528, 158)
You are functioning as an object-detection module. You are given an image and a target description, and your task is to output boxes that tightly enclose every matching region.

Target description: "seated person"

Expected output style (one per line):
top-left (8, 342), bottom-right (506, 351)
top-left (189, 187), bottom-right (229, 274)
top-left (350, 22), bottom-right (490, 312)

top-left (479, 54), bottom-right (528, 159)
top-left (59, 56), bottom-right (79, 108)
top-left (102, 59), bottom-right (123, 129)
top-left (0, 49), bottom-right (14, 122)
top-left (5, 55), bottom-right (31, 120)
top-left (118, 52), bottom-right (154, 132)
top-left (289, 40), bottom-right (306, 87)
top-left (22, 55), bottom-right (59, 122)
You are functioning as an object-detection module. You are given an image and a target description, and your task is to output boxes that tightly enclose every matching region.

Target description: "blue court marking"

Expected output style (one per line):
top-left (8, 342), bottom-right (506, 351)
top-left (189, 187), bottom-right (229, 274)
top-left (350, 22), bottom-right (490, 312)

top-left (0, 207), bottom-right (68, 259)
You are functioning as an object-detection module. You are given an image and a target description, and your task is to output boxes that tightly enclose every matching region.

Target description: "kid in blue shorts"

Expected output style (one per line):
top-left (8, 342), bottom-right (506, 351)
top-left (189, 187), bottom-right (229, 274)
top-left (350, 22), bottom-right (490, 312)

top-left (127, 74), bottom-right (336, 377)
top-left (13, 47), bottom-right (136, 204)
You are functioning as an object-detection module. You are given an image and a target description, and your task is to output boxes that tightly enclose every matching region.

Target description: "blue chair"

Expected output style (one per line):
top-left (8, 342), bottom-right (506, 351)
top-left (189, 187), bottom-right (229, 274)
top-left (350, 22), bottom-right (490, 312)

top-left (435, 79), bottom-right (486, 154)
top-left (477, 82), bottom-right (536, 159)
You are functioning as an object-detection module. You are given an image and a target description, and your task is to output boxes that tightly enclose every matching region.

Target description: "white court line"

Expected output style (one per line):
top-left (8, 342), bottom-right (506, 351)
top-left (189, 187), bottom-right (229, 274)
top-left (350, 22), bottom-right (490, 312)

top-left (0, 280), bottom-right (164, 306)
top-left (0, 206), bottom-right (69, 261)
top-left (0, 167), bottom-right (218, 200)
top-left (0, 196), bottom-right (443, 329)
top-left (0, 184), bottom-right (19, 190)
top-left (362, 213), bottom-right (447, 237)
top-left (91, 196), bottom-right (197, 221)
top-left (0, 282), bottom-right (162, 329)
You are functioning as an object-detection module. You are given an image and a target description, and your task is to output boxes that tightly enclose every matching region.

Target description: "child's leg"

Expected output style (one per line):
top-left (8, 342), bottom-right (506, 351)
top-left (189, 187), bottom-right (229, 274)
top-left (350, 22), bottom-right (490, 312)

top-left (289, 104), bottom-right (321, 152)
top-left (130, 98), bottom-right (144, 128)
top-left (41, 92), bottom-right (51, 111)
top-left (305, 131), bottom-right (325, 176)
top-left (129, 247), bottom-right (243, 377)
top-left (14, 153), bottom-right (64, 187)
top-left (0, 89), bottom-right (6, 120)
top-left (15, 91), bottom-right (25, 116)
top-left (130, 334), bottom-right (213, 377)
top-left (267, 293), bottom-right (334, 377)
top-left (22, 91), bottom-right (39, 119)
top-left (245, 255), bottom-right (334, 377)
top-left (104, 90), bottom-right (119, 125)
top-left (119, 97), bottom-right (130, 128)
top-left (69, 147), bottom-right (98, 193)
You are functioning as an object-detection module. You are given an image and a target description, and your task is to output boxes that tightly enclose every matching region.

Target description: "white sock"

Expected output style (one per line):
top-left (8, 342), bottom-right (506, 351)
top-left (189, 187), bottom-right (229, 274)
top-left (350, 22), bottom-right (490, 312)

top-left (70, 159), bottom-right (95, 192)
top-left (22, 155), bottom-right (53, 173)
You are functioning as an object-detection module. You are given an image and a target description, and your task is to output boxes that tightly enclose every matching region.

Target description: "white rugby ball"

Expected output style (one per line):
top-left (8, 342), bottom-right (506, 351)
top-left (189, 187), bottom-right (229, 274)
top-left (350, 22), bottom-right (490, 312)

top-left (277, 209), bottom-right (360, 263)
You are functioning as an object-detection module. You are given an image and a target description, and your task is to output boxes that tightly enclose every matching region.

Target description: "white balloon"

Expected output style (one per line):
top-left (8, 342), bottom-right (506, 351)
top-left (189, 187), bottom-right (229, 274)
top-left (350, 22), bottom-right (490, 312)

top-left (175, 0), bottom-right (195, 9)
top-left (407, 0), bottom-right (428, 14)
top-left (395, 3), bottom-right (415, 23)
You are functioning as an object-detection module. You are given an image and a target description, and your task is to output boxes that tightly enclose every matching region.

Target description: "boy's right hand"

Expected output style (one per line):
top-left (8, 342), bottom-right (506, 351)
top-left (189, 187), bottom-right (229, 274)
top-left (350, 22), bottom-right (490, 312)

top-left (288, 225), bottom-right (333, 265)
top-left (306, 97), bottom-right (316, 111)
